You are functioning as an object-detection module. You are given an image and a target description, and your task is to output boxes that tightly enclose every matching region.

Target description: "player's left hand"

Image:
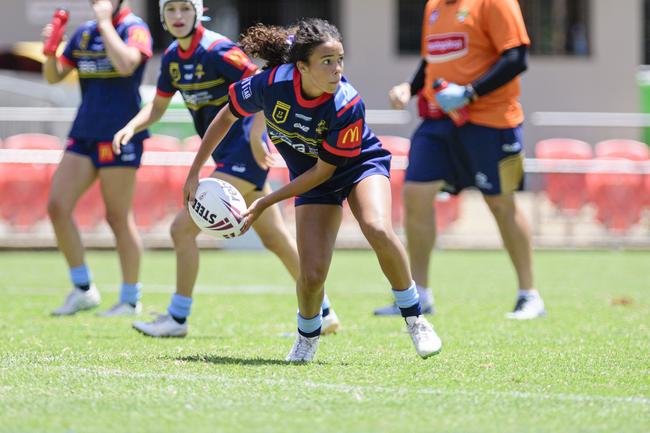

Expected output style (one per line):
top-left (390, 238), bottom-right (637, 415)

top-left (92, 0), bottom-right (113, 25)
top-left (435, 82), bottom-right (469, 113)
top-left (241, 197), bottom-right (268, 234)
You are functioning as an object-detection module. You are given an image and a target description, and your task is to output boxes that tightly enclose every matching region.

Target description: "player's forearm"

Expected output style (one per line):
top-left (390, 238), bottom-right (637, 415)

top-left (128, 102), bottom-right (161, 133)
top-left (97, 21), bottom-right (141, 75)
top-left (189, 105), bottom-right (237, 176)
top-left (42, 56), bottom-right (66, 84)
top-left (261, 162), bottom-right (335, 207)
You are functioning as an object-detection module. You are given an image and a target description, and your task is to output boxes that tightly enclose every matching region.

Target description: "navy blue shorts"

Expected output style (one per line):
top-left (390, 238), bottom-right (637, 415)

top-left (212, 132), bottom-right (269, 191)
top-left (66, 136), bottom-right (144, 169)
top-left (294, 153), bottom-right (391, 206)
top-left (405, 119), bottom-right (525, 195)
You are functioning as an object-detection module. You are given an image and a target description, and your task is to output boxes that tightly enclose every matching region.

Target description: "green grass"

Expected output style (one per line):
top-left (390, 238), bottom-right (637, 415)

top-left (0, 249), bottom-right (648, 433)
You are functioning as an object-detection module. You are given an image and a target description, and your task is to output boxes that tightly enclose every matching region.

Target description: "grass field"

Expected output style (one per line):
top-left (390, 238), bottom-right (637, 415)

top-left (0, 249), bottom-right (648, 433)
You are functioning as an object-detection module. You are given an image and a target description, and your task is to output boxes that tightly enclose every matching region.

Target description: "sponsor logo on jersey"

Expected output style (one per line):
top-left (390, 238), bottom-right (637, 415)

top-left (475, 172), bottom-right (493, 190)
top-left (295, 113), bottom-right (312, 121)
top-left (337, 119), bottom-right (362, 148)
top-left (169, 62), bottom-right (181, 83)
top-left (502, 142), bottom-right (522, 153)
top-left (424, 33), bottom-right (468, 63)
top-left (293, 122), bottom-right (310, 133)
top-left (223, 47), bottom-right (250, 71)
top-left (315, 120), bottom-right (328, 139)
top-left (241, 77), bottom-right (253, 99)
top-left (195, 64), bottom-right (205, 79)
top-left (97, 142), bottom-right (114, 163)
top-left (429, 9), bottom-right (439, 25)
top-left (272, 101), bottom-right (291, 124)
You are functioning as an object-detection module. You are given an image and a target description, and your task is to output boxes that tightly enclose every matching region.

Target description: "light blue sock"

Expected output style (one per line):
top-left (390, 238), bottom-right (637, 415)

top-left (321, 293), bottom-right (331, 310)
top-left (392, 281), bottom-right (419, 308)
top-left (168, 294), bottom-right (192, 319)
top-left (69, 264), bottom-right (91, 287)
top-left (119, 282), bottom-right (141, 305)
top-left (297, 312), bottom-right (322, 337)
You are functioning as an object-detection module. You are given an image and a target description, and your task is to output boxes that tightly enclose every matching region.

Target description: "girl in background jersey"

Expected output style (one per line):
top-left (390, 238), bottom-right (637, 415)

top-left (184, 18), bottom-right (442, 362)
top-left (43, 0), bottom-right (152, 317)
top-left (113, 0), bottom-right (340, 337)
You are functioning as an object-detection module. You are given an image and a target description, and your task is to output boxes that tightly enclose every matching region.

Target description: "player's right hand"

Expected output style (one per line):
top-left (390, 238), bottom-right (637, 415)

top-left (389, 82), bottom-right (411, 110)
top-left (41, 24), bottom-right (53, 43)
top-left (112, 126), bottom-right (134, 155)
top-left (183, 174), bottom-right (199, 210)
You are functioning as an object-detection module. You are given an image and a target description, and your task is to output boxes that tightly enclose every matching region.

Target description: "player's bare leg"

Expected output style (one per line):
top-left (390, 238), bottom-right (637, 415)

top-left (96, 166), bottom-right (143, 316)
top-left (49, 152), bottom-right (101, 315)
top-left (483, 193), bottom-right (545, 319)
top-left (349, 175), bottom-right (441, 358)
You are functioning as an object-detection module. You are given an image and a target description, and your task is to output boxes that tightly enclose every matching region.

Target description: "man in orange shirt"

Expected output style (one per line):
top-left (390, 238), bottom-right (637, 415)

top-left (376, 0), bottom-right (545, 319)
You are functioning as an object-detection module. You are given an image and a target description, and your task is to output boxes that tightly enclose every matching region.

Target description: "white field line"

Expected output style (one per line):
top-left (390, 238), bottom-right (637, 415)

top-left (19, 365), bottom-right (650, 407)
top-left (3, 284), bottom-right (384, 295)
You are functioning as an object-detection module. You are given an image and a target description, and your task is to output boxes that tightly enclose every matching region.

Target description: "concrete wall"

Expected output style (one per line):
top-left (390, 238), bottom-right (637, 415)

top-left (340, 0), bottom-right (645, 148)
top-left (0, 0), bottom-right (645, 147)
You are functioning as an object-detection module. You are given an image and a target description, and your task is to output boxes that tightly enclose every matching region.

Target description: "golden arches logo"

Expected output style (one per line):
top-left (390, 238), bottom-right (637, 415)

top-left (342, 126), bottom-right (360, 145)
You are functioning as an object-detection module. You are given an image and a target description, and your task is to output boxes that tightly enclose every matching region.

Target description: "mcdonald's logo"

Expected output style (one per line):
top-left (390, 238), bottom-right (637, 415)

top-left (337, 119), bottom-right (363, 149)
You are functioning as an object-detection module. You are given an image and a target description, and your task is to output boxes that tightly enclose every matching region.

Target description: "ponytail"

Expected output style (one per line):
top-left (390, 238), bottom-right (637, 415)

top-left (240, 18), bottom-right (342, 69)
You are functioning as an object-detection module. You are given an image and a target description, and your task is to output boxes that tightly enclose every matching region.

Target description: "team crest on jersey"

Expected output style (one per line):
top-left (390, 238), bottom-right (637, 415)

top-left (169, 62), bottom-right (181, 83)
top-left (315, 120), bottom-right (328, 139)
top-left (272, 101), bottom-right (291, 124)
top-left (456, 8), bottom-right (469, 23)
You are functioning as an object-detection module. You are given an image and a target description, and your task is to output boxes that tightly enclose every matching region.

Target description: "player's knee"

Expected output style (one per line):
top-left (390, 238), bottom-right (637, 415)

top-left (47, 196), bottom-right (70, 221)
top-left (104, 209), bottom-right (129, 231)
top-left (170, 217), bottom-right (194, 244)
top-left (299, 266), bottom-right (328, 290)
top-left (485, 196), bottom-right (515, 221)
top-left (259, 231), bottom-right (287, 254)
top-left (360, 220), bottom-right (392, 247)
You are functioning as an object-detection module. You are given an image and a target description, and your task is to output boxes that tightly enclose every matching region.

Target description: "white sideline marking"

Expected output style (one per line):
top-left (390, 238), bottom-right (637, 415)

top-left (27, 365), bottom-right (650, 406)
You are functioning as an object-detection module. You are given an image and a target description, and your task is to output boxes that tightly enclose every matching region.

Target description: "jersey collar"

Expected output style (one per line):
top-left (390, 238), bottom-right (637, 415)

top-left (177, 25), bottom-right (205, 60)
top-left (293, 67), bottom-right (333, 109)
top-left (112, 7), bottom-right (131, 26)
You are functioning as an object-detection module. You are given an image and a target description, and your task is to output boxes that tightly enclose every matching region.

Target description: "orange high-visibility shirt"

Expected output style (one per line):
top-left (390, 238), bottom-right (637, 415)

top-left (421, 0), bottom-right (530, 128)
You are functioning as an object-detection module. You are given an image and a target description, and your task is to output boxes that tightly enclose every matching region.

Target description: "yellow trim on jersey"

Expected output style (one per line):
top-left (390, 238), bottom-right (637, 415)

top-left (265, 119), bottom-right (321, 147)
top-left (184, 95), bottom-right (229, 111)
top-left (72, 50), bottom-right (107, 58)
top-left (78, 71), bottom-right (125, 78)
top-left (173, 78), bottom-right (226, 91)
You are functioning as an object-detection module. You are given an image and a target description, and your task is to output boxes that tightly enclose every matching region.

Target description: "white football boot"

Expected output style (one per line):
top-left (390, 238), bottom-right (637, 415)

top-left (132, 313), bottom-right (188, 337)
top-left (505, 295), bottom-right (546, 320)
top-left (405, 315), bottom-right (442, 358)
top-left (286, 334), bottom-right (320, 362)
top-left (96, 302), bottom-right (142, 317)
top-left (321, 309), bottom-right (341, 335)
top-left (51, 285), bottom-right (101, 316)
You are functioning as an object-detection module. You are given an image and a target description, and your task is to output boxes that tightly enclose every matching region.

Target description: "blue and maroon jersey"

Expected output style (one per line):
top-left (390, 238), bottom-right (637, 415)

top-left (228, 63), bottom-right (390, 195)
top-left (157, 25), bottom-right (258, 161)
top-left (60, 8), bottom-right (152, 141)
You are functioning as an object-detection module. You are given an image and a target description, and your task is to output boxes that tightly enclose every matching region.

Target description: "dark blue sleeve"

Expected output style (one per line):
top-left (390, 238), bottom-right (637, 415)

top-left (321, 97), bottom-right (365, 166)
top-left (227, 70), bottom-right (269, 118)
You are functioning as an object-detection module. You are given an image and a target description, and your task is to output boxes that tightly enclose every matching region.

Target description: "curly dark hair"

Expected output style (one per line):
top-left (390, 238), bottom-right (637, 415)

top-left (240, 18), bottom-right (342, 69)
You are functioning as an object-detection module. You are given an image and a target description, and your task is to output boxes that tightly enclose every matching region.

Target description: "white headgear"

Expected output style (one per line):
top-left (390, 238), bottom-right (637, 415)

top-left (159, 0), bottom-right (203, 33)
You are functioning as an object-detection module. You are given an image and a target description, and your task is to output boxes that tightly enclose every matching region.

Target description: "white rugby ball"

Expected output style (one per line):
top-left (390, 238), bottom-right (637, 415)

top-left (188, 178), bottom-right (247, 239)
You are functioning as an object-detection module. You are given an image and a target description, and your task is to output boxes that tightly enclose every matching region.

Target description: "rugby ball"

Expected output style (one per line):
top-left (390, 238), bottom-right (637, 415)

top-left (188, 178), bottom-right (247, 238)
